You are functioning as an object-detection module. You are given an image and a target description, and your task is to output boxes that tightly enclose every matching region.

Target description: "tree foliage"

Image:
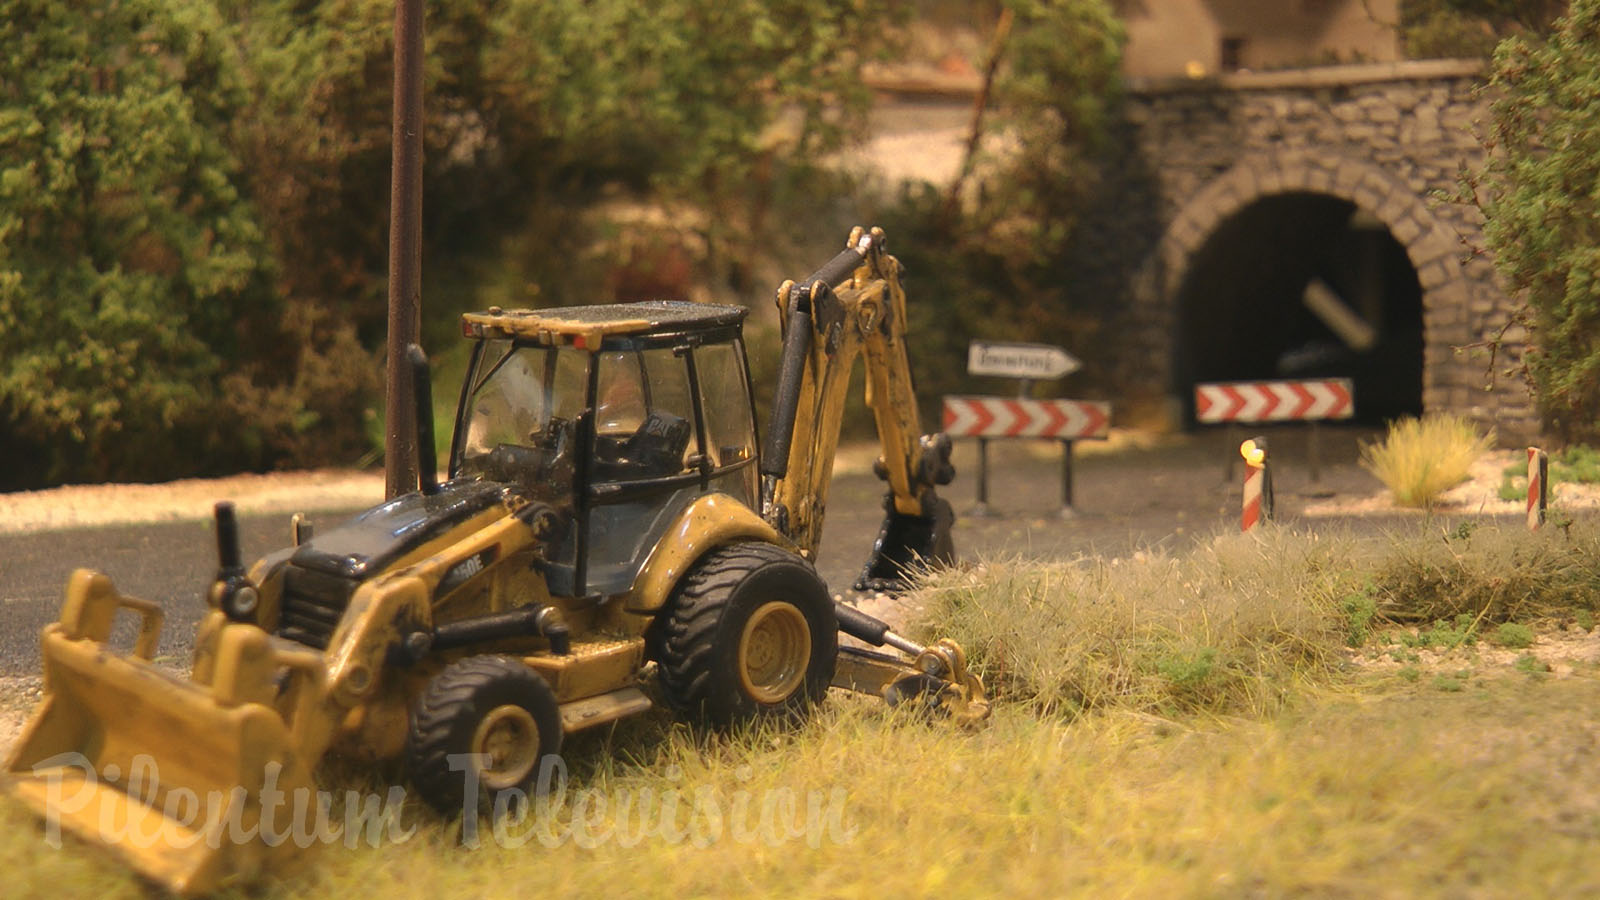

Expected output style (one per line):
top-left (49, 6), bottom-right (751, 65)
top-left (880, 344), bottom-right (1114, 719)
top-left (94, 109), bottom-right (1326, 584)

top-left (222, 0), bottom-right (889, 328)
top-left (1402, 0), bottom-right (1568, 58)
top-left (0, 0), bottom-right (897, 486)
top-left (0, 0), bottom-right (275, 484)
top-left (1433, 0), bottom-right (1568, 33)
top-left (880, 0), bottom-right (1123, 404)
top-left (1479, 0), bottom-right (1600, 441)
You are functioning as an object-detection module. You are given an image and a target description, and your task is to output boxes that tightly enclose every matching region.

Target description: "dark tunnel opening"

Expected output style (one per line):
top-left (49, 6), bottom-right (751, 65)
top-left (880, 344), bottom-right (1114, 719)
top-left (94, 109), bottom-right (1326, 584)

top-left (1175, 192), bottom-right (1424, 425)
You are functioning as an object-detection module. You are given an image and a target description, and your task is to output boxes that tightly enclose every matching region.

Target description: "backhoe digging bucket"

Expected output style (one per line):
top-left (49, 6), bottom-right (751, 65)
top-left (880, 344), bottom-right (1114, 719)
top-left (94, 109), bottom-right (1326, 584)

top-left (833, 644), bottom-right (990, 727)
top-left (3, 570), bottom-right (319, 896)
top-left (832, 601), bottom-right (989, 726)
top-left (856, 495), bottom-right (956, 593)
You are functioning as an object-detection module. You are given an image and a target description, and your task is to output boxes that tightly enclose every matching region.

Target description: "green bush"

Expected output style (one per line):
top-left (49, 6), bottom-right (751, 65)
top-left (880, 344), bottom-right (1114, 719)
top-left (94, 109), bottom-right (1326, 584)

top-left (1493, 622), bottom-right (1536, 649)
top-left (0, 0), bottom-right (909, 485)
top-left (1479, 1), bottom-right (1600, 442)
top-left (0, 0), bottom-right (278, 485)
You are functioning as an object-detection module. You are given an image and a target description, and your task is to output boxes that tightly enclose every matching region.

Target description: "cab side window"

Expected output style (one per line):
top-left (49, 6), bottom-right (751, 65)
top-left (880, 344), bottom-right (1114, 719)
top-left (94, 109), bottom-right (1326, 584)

top-left (592, 349), bottom-right (695, 481)
top-left (694, 342), bottom-right (755, 468)
top-left (694, 341), bottom-right (758, 504)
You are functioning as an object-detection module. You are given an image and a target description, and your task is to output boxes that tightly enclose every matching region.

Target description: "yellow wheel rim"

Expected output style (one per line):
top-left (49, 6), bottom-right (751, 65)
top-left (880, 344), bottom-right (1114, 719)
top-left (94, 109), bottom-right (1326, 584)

top-left (737, 601), bottom-right (811, 703)
top-left (470, 704), bottom-right (540, 791)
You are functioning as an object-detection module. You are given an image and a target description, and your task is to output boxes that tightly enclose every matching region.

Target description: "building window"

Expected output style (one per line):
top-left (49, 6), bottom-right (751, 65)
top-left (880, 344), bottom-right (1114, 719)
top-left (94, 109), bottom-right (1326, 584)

top-left (1220, 36), bottom-right (1246, 73)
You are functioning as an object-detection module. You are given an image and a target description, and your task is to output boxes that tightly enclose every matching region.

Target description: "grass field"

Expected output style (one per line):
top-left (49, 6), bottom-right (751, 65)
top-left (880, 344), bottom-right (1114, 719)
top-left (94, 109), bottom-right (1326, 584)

top-left (5, 522), bottom-right (1599, 898)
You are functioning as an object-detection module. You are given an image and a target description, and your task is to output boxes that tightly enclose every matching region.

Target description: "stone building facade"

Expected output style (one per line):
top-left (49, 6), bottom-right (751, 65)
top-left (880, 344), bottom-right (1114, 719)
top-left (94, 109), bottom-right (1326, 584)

top-left (1116, 0), bottom-right (1401, 79)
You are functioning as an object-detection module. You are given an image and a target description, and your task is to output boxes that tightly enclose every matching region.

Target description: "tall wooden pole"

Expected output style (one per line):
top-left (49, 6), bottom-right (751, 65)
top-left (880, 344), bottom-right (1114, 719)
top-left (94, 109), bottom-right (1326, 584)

top-left (385, 0), bottom-right (424, 499)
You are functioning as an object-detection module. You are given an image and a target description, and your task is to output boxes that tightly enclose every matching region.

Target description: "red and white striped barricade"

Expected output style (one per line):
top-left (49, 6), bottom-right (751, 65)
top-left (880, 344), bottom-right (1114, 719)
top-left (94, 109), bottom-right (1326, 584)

top-left (1195, 379), bottom-right (1354, 424)
top-left (942, 396), bottom-right (1111, 516)
top-left (1195, 379), bottom-right (1353, 482)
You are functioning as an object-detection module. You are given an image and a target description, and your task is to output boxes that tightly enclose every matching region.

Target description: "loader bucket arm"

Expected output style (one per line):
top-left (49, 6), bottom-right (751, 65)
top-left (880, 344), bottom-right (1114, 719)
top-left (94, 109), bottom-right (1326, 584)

top-left (761, 226), bottom-right (956, 591)
top-left (3, 571), bottom-right (322, 896)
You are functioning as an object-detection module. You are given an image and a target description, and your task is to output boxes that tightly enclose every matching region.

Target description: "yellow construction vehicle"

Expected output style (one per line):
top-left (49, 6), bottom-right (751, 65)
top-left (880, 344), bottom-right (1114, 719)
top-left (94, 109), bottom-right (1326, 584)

top-left (3, 226), bottom-right (986, 894)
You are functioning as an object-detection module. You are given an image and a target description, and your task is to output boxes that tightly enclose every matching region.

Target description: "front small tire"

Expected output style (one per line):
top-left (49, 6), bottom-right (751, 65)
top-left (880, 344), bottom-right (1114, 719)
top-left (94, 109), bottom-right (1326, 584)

top-left (406, 655), bottom-right (563, 817)
top-left (657, 543), bottom-right (837, 728)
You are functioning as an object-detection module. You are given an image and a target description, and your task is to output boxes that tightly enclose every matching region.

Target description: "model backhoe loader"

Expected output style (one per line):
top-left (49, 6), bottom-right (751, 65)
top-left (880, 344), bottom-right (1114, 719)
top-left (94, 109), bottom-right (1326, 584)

top-left (2, 226), bottom-right (986, 894)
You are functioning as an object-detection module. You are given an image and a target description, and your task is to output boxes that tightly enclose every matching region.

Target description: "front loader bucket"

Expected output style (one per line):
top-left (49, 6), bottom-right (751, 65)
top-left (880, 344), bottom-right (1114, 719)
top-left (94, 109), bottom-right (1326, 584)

top-left (856, 495), bottom-right (955, 593)
top-left (3, 571), bottom-right (318, 896)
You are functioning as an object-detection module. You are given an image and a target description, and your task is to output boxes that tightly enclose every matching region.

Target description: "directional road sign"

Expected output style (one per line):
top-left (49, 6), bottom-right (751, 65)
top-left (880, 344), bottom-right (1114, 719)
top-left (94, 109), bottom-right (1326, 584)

top-left (966, 341), bottom-right (1080, 380)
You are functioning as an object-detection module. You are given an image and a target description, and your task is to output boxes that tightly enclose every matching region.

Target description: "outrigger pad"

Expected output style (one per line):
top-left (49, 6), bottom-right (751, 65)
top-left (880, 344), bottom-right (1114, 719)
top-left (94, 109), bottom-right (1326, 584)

top-left (855, 495), bottom-right (955, 593)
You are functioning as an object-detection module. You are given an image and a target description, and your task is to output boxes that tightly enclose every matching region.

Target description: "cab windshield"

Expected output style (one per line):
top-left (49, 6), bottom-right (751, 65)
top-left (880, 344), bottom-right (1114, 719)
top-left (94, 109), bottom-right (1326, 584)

top-left (453, 341), bottom-right (588, 499)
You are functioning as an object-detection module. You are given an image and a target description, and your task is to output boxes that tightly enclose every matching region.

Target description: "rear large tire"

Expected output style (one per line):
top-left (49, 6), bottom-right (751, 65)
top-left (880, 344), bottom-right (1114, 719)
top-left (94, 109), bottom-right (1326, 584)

top-left (406, 655), bottom-right (563, 817)
top-left (657, 543), bottom-right (837, 728)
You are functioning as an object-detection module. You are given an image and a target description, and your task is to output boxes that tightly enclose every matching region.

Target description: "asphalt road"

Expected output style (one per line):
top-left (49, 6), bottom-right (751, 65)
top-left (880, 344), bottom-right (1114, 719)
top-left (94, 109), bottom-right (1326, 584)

top-left (0, 425), bottom-right (1433, 676)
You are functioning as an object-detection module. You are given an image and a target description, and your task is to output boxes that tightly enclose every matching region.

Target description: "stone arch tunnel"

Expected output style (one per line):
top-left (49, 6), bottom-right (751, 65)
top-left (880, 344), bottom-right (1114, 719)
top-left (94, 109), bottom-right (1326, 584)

top-left (1143, 147), bottom-right (1500, 434)
top-left (1174, 191), bottom-right (1424, 424)
top-left (1082, 61), bottom-right (1539, 443)
top-left (874, 60), bottom-right (1536, 439)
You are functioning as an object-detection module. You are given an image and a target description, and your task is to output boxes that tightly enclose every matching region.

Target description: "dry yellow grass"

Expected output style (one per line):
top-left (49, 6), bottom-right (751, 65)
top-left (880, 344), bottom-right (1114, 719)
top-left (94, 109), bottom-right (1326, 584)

top-left (914, 527), bottom-right (1360, 718)
top-left (1360, 414), bottom-right (1495, 508)
top-left (8, 678), bottom-right (1600, 900)
top-left (6, 520), bottom-right (1600, 898)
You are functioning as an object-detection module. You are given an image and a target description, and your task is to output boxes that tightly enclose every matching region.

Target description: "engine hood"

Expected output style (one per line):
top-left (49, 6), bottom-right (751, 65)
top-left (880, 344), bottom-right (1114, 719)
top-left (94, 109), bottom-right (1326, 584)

top-left (289, 479), bottom-right (511, 579)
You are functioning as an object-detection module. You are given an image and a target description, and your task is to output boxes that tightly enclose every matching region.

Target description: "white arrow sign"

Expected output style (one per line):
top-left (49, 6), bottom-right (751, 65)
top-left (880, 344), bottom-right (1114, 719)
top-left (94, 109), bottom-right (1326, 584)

top-left (967, 341), bottom-right (1080, 380)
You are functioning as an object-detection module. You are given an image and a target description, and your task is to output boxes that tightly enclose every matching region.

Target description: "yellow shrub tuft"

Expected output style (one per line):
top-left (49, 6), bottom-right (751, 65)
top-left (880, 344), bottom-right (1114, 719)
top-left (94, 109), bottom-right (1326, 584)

top-left (1360, 415), bottom-right (1494, 508)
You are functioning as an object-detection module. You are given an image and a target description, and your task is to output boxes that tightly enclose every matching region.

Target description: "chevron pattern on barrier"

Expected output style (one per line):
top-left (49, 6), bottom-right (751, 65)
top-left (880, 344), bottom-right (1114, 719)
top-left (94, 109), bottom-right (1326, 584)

top-left (942, 396), bottom-right (1110, 440)
top-left (1195, 379), bottom-right (1354, 424)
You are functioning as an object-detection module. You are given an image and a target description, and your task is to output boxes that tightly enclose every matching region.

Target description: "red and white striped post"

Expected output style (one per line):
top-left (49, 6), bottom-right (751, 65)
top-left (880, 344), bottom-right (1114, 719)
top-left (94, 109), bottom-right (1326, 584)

top-left (1241, 437), bottom-right (1273, 532)
top-left (1527, 447), bottom-right (1548, 531)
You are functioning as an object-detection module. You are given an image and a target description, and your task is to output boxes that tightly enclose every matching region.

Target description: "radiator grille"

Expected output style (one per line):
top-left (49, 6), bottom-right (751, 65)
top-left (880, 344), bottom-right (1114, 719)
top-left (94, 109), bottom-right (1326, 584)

top-left (277, 565), bottom-right (358, 650)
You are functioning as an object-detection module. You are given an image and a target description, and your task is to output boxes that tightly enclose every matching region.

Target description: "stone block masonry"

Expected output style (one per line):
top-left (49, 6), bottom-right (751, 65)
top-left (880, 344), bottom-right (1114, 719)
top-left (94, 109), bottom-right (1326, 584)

top-left (1064, 59), bottom-right (1535, 444)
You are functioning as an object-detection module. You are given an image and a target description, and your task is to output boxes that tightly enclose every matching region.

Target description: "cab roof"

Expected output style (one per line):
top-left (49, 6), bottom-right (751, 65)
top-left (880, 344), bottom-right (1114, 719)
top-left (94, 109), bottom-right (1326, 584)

top-left (460, 301), bottom-right (747, 348)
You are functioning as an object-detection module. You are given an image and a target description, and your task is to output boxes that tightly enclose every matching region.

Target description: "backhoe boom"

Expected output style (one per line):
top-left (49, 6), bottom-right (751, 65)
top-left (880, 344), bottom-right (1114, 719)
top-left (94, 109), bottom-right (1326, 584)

top-left (760, 226), bottom-right (955, 589)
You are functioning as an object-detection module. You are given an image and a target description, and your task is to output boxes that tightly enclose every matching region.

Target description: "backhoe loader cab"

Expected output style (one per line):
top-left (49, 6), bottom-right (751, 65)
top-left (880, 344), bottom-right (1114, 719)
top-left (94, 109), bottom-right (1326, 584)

top-left (3, 227), bottom-right (985, 897)
top-left (452, 301), bottom-right (760, 599)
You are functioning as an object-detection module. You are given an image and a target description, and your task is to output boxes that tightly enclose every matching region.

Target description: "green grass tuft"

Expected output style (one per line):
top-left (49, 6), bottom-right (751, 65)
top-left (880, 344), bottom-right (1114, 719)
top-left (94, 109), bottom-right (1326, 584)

top-left (1492, 622), bottom-right (1536, 649)
top-left (1401, 614), bottom-right (1479, 649)
top-left (1341, 589), bottom-right (1378, 647)
top-left (1513, 652), bottom-right (1549, 679)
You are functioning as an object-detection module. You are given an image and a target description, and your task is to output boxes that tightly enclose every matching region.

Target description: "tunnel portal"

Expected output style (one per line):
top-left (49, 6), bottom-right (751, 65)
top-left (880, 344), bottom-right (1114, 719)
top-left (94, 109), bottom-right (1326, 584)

top-left (1174, 191), bottom-right (1424, 425)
